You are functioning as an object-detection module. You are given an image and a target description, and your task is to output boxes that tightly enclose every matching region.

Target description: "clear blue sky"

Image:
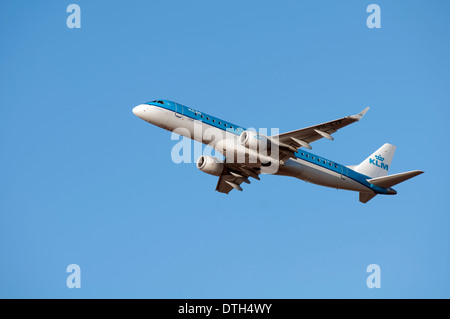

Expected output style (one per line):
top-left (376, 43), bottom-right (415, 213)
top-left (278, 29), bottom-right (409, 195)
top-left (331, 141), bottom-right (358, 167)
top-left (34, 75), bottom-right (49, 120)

top-left (1, 0), bottom-right (449, 298)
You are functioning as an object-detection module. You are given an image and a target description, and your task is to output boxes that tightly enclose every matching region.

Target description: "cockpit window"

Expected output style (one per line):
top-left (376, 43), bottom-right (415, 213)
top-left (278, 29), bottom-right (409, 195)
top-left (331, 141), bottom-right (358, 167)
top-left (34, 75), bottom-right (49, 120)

top-left (157, 100), bottom-right (164, 104)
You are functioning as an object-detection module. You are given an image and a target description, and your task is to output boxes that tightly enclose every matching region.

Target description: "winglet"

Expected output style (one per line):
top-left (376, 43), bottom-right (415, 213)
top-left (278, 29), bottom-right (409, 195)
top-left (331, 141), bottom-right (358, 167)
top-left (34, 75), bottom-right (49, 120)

top-left (350, 107), bottom-right (370, 121)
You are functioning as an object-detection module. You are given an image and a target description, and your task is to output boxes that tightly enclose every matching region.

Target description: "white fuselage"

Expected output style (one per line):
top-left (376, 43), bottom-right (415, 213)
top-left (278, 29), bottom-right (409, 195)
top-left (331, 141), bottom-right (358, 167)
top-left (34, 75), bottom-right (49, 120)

top-left (133, 103), bottom-right (375, 194)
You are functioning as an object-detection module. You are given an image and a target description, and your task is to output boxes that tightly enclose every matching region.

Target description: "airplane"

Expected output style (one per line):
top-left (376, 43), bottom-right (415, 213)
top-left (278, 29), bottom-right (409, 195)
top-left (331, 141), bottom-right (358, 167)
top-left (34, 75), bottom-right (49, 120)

top-left (132, 100), bottom-right (423, 203)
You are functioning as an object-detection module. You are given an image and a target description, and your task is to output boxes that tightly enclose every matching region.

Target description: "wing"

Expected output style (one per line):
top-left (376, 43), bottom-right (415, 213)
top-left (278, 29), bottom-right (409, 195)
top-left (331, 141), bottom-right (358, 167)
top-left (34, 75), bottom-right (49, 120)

top-left (215, 107), bottom-right (369, 193)
top-left (215, 163), bottom-right (260, 194)
top-left (272, 107), bottom-right (370, 157)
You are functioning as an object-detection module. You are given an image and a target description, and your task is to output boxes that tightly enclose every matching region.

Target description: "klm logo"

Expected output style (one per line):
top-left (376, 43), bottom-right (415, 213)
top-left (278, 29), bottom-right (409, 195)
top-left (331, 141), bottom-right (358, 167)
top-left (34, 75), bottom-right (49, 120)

top-left (369, 154), bottom-right (389, 171)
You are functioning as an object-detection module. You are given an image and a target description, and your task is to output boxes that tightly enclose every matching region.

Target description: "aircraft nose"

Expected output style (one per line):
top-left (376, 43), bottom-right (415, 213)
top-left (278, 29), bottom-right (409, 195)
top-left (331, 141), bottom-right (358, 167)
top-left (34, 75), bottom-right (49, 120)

top-left (132, 104), bottom-right (146, 118)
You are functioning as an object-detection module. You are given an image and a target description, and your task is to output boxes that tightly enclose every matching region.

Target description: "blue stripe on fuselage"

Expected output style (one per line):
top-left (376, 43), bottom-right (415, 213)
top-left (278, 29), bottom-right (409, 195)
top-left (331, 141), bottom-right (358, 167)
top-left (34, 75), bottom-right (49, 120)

top-left (294, 150), bottom-right (389, 194)
top-left (145, 100), bottom-right (389, 194)
top-left (145, 100), bottom-right (245, 135)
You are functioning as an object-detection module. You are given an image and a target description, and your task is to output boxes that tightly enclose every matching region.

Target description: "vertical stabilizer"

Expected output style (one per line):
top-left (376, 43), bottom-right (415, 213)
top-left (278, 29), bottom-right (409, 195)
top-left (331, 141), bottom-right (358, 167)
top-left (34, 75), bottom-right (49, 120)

top-left (353, 143), bottom-right (396, 178)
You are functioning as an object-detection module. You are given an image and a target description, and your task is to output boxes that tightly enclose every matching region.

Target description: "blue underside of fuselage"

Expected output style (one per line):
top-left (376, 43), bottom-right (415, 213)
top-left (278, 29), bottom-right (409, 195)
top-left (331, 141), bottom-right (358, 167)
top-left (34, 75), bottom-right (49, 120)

top-left (144, 100), bottom-right (389, 194)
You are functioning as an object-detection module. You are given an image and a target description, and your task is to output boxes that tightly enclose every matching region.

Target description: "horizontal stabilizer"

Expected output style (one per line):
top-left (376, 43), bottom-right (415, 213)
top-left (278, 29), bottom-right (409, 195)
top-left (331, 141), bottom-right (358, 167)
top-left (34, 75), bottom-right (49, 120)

top-left (360, 192), bottom-right (377, 203)
top-left (367, 170), bottom-right (424, 188)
